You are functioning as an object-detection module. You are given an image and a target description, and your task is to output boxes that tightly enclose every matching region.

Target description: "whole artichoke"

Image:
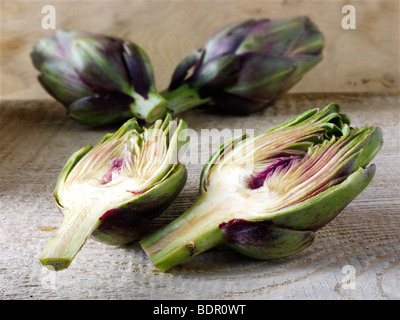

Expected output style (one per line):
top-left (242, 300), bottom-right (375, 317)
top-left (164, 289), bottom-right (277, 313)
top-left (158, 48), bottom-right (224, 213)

top-left (31, 30), bottom-right (167, 126)
top-left (163, 17), bottom-right (324, 115)
top-left (40, 114), bottom-right (188, 271)
top-left (141, 104), bottom-right (383, 272)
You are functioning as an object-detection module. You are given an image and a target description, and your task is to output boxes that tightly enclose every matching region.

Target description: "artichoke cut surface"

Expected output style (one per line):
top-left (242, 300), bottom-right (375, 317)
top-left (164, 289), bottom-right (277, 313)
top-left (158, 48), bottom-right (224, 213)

top-left (41, 115), bottom-right (188, 270)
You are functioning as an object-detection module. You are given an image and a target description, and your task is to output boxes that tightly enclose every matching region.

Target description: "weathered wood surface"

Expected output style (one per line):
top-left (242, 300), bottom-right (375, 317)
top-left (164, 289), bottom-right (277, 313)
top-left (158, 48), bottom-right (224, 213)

top-left (0, 0), bottom-right (399, 101)
top-left (0, 93), bottom-right (399, 300)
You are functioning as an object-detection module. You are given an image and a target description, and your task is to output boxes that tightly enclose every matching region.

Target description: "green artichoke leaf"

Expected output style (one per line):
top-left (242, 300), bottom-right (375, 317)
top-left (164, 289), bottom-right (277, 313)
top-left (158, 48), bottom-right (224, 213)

top-left (270, 165), bottom-right (376, 231)
top-left (70, 37), bottom-right (131, 93)
top-left (192, 54), bottom-right (241, 95)
top-left (225, 54), bottom-right (297, 100)
top-left (38, 60), bottom-right (94, 106)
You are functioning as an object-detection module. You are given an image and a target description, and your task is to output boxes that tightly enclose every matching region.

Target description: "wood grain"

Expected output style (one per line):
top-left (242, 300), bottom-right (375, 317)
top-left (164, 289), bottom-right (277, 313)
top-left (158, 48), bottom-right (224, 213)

top-left (0, 93), bottom-right (399, 299)
top-left (0, 0), bottom-right (399, 101)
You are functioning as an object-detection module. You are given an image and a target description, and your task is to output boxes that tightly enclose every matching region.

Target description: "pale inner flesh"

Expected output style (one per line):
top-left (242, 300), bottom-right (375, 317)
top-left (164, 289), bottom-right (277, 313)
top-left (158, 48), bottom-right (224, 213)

top-left (49, 127), bottom-right (174, 258)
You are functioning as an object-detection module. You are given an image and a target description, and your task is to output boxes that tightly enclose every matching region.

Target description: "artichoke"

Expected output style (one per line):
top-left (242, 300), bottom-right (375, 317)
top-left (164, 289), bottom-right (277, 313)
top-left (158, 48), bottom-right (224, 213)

top-left (40, 114), bottom-right (188, 271)
top-left (141, 104), bottom-right (383, 272)
top-left (31, 30), bottom-right (167, 126)
top-left (163, 17), bottom-right (324, 115)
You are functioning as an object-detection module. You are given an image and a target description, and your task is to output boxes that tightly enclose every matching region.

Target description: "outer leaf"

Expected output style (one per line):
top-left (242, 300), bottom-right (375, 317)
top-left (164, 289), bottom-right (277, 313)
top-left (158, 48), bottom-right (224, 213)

top-left (271, 165), bottom-right (376, 231)
top-left (123, 41), bottom-right (155, 98)
top-left (211, 91), bottom-right (274, 114)
top-left (38, 60), bottom-right (94, 105)
top-left (92, 163), bottom-right (187, 244)
top-left (121, 163), bottom-right (187, 219)
top-left (168, 49), bottom-right (204, 91)
top-left (226, 54), bottom-right (297, 100)
top-left (68, 92), bottom-right (134, 127)
top-left (203, 19), bottom-right (257, 62)
top-left (236, 16), bottom-right (323, 56)
top-left (191, 54), bottom-right (241, 96)
top-left (31, 37), bottom-right (64, 70)
top-left (91, 209), bottom-right (151, 245)
top-left (70, 37), bottom-right (131, 94)
top-left (220, 219), bottom-right (315, 260)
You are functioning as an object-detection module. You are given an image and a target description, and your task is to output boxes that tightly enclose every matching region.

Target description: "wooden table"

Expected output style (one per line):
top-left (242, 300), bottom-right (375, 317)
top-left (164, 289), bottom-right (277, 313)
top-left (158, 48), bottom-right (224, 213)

top-left (1, 93), bottom-right (399, 300)
top-left (1, 0), bottom-right (399, 300)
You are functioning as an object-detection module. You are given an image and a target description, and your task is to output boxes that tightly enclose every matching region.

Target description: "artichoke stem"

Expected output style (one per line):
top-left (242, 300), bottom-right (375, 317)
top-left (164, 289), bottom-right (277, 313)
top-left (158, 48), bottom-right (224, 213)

top-left (140, 196), bottom-right (225, 272)
top-left (130, 90), bottom-right (168, 123)
top-left (40, 207), bottom-right (101, 271)
top-left (162, 84), bottom-right (212, 115)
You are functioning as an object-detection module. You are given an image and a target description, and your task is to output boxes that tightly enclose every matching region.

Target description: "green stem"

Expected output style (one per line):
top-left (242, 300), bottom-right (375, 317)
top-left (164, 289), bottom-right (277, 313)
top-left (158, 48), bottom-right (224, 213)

top-left (140, 196), bottom-right (225, 272)
top-left (130, 90), bottom-right (168, 123)
top-left (161, 84), bottom-right (212, 115)
top-left (40, 207), bottom-right (101, 271)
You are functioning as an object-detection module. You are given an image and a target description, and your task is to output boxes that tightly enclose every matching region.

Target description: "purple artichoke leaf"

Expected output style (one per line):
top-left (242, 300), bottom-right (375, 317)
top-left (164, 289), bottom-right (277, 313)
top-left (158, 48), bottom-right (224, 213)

top-left (68, 92), bottom-right (134, 127)
top-left (248, 155), bottom-right (303, 190)
top-left (211, 91), bottom-right (275, 114)
top-left (220, 219), bottom-right (315, 260)
top-left (123, 42), bottom-right (154, 99)
top-left (70, 37), bottom-right (131, 94)
top-left (92, 208), bottom-right (151, 245)
top-left (168, 48), bottom-right (204, 91)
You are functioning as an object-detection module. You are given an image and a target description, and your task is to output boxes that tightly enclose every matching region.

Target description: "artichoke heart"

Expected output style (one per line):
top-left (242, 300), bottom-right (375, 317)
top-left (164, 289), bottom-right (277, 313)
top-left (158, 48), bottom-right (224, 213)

top-left (141, 104), bottom-right (383, 272)
top-left (40, 114), bottom-right (188, 271)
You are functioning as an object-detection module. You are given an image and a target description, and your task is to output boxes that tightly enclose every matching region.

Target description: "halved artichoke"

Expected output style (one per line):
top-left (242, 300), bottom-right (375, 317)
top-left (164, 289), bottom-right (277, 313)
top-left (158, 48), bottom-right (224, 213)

top-left (40, 114), bottom-right (188, 271)
top-left (141, 104), bottom-right (383, 272)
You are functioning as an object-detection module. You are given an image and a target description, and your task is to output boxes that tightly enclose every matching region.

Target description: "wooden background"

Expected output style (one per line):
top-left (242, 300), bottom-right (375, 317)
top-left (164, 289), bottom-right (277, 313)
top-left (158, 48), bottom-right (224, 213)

top-left (1, 0), bottom-right (399, 99)
top-left (0, 0), bottom-right (399, 300)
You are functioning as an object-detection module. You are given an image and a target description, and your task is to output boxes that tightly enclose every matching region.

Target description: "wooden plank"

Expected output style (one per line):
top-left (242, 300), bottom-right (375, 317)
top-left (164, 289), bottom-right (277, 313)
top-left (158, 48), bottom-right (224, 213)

top-left (0, 0), bottom-right (399, 101)
top-left (0, 93), bottom-right (399, 299)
